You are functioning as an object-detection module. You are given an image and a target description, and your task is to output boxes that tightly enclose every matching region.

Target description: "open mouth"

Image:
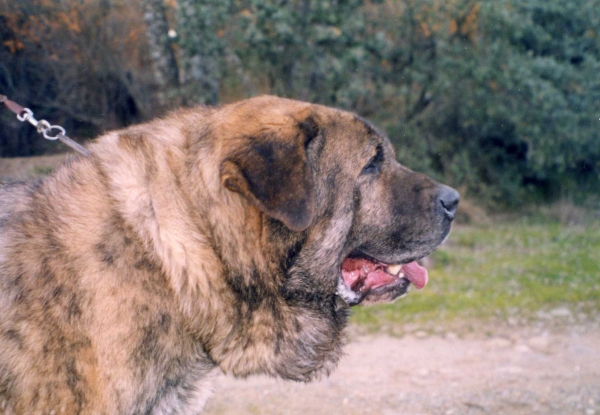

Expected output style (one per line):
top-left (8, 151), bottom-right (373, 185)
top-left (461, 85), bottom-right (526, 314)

top-left (337, 256), bottom-right (429, 306)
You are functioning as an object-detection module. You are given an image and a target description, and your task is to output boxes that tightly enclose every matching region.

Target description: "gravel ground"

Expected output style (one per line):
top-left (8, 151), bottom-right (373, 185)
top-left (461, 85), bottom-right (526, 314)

top-left (205, 320), bottom-right (600, 415)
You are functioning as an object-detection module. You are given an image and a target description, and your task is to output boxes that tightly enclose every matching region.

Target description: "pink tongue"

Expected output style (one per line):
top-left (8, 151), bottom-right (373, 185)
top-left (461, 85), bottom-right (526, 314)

top-left (403, 261), bottom-right (428, 289)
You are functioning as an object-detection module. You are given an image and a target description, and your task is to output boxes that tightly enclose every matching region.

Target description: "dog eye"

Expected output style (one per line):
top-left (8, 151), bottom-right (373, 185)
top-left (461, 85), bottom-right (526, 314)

top-left (362, 145), bottom-right (384, 175)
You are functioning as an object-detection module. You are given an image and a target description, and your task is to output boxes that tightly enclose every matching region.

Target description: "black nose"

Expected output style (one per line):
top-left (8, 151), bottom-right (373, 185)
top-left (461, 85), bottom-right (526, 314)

top-left (436, 185), bottom-right (460, 220)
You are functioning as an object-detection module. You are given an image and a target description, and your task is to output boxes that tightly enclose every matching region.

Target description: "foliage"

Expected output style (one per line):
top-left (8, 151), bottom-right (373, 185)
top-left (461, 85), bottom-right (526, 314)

top-left (1, 0), bottom-right (598, 205)
top-left (422, 0), bottom-right (600, 204)
top-left (176, 0), bottom-right (231, 104)
top-left (0, 0), bottom-right (152, 156)
top-left (351, 221), bottom-right (600, 328)
top-left (177, 0), bottom-right (600, 204)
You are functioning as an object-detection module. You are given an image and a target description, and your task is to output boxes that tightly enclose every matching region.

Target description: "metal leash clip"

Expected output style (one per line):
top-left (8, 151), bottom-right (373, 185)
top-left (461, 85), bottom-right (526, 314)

top-left (1, 95), bottom-right (91, 157)
top-left (17, 108), bottom-right (66, 141)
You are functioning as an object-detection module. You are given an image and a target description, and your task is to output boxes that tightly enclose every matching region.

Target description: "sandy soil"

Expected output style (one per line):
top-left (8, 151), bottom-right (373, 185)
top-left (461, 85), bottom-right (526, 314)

top-left (205, 320), bottom-right (600, 415)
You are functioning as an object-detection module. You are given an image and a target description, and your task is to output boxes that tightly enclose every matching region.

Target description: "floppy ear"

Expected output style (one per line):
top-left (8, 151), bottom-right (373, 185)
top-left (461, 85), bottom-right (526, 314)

top-left (220, 114), bottom-right (318, 232)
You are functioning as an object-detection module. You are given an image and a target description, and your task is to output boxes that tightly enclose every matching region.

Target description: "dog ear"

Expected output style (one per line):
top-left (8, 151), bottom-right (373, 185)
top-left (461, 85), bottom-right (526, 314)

top-left (220, 114), bottom-right (318, 232)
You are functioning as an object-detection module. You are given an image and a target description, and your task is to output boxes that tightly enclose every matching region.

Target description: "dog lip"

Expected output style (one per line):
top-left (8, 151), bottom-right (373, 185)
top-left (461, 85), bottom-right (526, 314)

top-left (336, 276), bottom-right (362, 306)
top-left (361, 276), bottom-right (412, 305)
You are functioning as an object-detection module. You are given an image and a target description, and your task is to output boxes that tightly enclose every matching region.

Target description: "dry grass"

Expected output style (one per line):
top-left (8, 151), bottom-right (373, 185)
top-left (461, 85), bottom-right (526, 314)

top-left (537, 199), bottom-right (600, 225)
top-left (454, 197), bottom-right (490, 225)
top-left (0, 154), bottom-right (70, 183)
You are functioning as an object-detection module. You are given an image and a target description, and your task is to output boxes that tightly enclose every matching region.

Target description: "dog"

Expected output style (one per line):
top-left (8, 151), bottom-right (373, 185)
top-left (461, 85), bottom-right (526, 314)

top-left (0, 96), bottom-right (459, 414)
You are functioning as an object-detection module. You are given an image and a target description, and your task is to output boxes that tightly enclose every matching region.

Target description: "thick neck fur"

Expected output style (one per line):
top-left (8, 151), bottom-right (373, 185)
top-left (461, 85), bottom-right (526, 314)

top-left (90, 109), bottom-right (346, 381)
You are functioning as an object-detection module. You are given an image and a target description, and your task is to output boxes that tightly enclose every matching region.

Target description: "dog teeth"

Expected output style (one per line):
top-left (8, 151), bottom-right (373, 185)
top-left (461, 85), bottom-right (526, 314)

top-left (387, 264), bottom-right (402, 276)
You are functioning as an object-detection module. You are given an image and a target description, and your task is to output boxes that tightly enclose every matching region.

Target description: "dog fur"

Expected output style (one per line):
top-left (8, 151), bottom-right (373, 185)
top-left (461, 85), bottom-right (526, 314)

top-left (0, 96), bottom-right (457, 414)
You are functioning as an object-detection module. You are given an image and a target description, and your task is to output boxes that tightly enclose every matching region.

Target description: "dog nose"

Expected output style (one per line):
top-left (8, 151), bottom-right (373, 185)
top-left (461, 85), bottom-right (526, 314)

top-left (436, 185), bottom-right (460, 220)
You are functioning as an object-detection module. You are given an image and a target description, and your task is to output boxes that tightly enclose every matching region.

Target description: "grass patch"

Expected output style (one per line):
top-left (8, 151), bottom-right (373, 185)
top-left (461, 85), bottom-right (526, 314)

top-left (350, 221), bottom-right (600, 328)
top-left (31, 166), bottom-right (55, 176)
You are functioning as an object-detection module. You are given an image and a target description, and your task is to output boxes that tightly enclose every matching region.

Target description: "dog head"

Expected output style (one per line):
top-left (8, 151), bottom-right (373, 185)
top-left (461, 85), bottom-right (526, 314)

top-left (93, 95), bottom-right (458, 383)
top-left (218, 96), bottom-right (459, 307)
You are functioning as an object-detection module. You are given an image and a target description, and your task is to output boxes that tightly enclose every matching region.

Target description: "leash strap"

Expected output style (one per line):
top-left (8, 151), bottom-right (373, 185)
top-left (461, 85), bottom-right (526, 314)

top-left (1, 94), bottom-right (91, 157)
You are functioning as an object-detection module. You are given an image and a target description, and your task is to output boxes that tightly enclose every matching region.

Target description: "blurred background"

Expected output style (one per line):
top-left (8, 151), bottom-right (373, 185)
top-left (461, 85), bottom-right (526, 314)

top-left (1, 1), bottom-right (599, 413)
top-left (1, 0), bottom-right (599, 208)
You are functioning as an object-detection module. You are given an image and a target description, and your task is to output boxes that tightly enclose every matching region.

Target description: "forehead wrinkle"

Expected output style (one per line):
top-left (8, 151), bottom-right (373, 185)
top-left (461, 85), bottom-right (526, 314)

top-left (353, 114), bottom-right (387, 139)
top-left (318, 114), bottom-right (385, 171)
top-left (353, 115), bottom-right (394, 158)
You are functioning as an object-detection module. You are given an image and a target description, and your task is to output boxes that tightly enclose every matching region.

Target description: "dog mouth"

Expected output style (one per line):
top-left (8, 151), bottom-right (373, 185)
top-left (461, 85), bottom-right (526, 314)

top-left (337, 256), bottom-right (429, 306)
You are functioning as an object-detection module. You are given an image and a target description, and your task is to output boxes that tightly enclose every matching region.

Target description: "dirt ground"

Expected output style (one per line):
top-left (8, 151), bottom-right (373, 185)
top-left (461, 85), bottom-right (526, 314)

top-left (205, 319), bottom-right (600, 415)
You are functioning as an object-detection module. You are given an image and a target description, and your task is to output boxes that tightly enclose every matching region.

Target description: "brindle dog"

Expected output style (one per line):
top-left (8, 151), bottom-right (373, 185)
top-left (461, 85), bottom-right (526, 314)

top-left (0, 96), bottom-right (458, 414)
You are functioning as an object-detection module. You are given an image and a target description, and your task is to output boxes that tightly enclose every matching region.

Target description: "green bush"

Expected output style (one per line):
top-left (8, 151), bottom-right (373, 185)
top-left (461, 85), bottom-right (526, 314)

top-left (417, 0), bottom-right (600, 205)
top-left (199, 0), bottom-right (600, 206)
top-left (2, 0), bottom-right (598, 206)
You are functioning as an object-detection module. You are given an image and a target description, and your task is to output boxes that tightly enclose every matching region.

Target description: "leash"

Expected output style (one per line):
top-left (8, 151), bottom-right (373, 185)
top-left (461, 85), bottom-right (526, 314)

top-left (0, 94), bottom-right (91, 157)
